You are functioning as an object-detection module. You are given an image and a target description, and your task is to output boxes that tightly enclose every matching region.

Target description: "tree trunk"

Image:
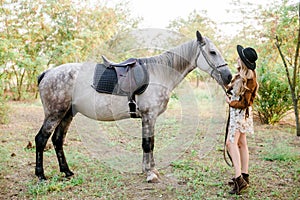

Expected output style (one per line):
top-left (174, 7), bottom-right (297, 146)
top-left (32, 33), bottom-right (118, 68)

top-left (294, 100), bottom-right (300, 136)
top-left (275, 36), bottom-right (299, 136)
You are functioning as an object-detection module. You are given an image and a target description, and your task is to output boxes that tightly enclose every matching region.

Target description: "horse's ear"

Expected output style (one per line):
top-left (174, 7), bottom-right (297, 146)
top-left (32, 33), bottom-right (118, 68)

top-left (196, 31), bottom-right (204, 43)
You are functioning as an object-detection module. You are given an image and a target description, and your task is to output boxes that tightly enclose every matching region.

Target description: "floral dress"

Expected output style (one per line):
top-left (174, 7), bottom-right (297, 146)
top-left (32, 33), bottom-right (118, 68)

top-left (228, 80), bottom-right (254, 143)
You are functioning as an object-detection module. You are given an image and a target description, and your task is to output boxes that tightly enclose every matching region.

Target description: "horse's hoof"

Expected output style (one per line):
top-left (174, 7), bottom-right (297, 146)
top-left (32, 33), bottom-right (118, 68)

top-left (38, 175), bottom-right (47, 182)
top-left (152, 168), bottom-right (160, 177)
top-left (64, 171), bottom-right (74, 178)
top-left (147, 171), bottom-right (160, 183)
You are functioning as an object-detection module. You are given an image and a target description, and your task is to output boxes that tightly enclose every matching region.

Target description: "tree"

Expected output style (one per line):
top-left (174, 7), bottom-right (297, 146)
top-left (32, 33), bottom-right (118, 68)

top-left (0, 0), bottom-right (47, 100)
top-left (168, 10), bottom-right (218, 43)
top-left (273, 1), bottom-right (300, 136)
top-left (0, 0), bottom-right (138, 100)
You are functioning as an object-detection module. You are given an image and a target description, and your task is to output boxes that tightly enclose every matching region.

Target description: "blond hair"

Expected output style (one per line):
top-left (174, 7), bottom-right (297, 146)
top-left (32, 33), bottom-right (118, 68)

top-left (231, 59), bottom-right (257, 96)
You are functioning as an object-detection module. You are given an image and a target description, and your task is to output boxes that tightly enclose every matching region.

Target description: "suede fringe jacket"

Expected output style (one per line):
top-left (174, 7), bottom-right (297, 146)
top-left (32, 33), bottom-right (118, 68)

top-left (227, 71), bottom-right (258, 110)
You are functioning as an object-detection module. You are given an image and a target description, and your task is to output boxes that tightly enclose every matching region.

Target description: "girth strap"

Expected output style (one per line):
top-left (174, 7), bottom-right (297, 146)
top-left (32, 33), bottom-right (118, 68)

top-left (128, 95), bottom-right (139, 118)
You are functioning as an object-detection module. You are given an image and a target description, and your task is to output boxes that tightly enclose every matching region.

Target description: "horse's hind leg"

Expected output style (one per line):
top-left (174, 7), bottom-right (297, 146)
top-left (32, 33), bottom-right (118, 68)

top-left (51, 108), bottom-right (74, 178)
top-left (35, 115), bottom-right (62, 180)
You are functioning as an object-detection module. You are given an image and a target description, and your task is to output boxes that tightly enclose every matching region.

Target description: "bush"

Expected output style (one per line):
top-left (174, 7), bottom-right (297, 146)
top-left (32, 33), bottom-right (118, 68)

top-left (254, 64), bottom-right (292, 124)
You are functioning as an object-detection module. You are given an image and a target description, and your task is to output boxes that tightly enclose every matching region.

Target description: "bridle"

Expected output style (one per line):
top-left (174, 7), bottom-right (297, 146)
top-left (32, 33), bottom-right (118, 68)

top-left (195, 40), bottom-right (227, 93)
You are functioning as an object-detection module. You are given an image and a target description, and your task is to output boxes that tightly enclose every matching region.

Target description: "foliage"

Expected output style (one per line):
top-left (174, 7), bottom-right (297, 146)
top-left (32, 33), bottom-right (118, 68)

top-left (254, 64), bottom-right (293, 124)
top-left (0, 0), bottom-right (137, 100)
top-left (273, 1), bottom-right (300, 135)
top-left (168, 10), bottom-right (217, 40)
top-left (259, 0), bottom-right (299, 133)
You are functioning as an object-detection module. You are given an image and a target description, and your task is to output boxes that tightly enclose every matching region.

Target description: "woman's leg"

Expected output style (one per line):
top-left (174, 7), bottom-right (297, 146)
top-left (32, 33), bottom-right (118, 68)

top-left (226, 130), bottom-right (241, 178)
top-left (238, 133), bottom-right (249, 174)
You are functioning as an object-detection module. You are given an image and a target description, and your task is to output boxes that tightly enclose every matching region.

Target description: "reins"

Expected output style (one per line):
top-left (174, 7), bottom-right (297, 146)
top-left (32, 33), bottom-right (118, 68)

top-left (195, 40), bottom-right (233, 167)
top-left (224, 104), bottom-right (233, 167)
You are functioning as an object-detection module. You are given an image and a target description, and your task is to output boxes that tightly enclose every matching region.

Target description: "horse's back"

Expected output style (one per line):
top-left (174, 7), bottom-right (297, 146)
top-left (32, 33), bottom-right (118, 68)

top-left (38, 63), bottom-right (81, 85)
top-left (71, 63), bottom-right (131, 121)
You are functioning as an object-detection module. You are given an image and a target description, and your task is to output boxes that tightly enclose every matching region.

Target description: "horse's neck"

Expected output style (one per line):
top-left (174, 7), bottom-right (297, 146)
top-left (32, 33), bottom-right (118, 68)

top-left (142, 40), bottom-right (197, 91)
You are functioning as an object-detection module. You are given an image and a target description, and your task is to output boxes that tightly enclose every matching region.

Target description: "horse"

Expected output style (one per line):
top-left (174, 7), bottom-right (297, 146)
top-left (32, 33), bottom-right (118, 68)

top-left (35, 31), bottom-right (232, 183)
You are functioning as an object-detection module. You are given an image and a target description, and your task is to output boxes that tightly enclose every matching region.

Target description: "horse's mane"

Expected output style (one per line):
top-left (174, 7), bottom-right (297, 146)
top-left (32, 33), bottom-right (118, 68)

top-left (138, 40), bottom-right (198, 72)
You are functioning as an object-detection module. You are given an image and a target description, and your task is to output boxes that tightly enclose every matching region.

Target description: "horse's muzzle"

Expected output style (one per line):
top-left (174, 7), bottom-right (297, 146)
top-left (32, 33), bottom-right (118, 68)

top-left (224, 74), bottom-right (232, 85)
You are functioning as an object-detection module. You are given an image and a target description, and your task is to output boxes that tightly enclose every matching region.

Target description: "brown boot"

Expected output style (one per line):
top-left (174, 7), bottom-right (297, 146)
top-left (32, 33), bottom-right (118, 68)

top-left (229, 175), bottom-right (248, 195)
top-left (228, 173), bottom-right (249, 186)
top-left (242, 173), bottom-right (249, 185)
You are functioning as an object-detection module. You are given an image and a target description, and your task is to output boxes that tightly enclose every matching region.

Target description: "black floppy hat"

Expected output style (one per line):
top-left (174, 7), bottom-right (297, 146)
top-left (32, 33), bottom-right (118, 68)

top-left (237, 45), bottom-right (258, 70)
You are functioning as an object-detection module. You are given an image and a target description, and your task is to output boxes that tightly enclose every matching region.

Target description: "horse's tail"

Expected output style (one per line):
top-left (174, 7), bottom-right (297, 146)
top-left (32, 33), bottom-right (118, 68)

top-left (37, 70), bottom-right (48, 86)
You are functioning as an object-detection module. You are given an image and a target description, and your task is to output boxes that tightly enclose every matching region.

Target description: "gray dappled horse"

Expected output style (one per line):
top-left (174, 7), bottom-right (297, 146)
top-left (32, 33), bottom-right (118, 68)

top-left (35, 31), bottom-right (232, 182)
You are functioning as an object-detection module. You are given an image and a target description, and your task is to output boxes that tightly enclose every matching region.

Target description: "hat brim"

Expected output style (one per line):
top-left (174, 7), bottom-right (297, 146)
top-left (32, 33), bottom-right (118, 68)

top-left (237, 45), bottom-right (256, 70)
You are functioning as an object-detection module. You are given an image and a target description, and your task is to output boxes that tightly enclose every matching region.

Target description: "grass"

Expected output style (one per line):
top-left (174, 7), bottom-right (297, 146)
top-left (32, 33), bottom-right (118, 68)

top-left (27, 175), bottom-right (84, 196)
top-left (0, 87), bottom-right (300, 199)
top-left (262, 142), bottom-right (299, 162)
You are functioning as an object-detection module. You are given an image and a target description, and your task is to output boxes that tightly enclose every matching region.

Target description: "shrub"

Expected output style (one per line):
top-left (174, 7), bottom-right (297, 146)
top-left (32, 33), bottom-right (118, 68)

top-left (254, 64), bottom-right (292, 124)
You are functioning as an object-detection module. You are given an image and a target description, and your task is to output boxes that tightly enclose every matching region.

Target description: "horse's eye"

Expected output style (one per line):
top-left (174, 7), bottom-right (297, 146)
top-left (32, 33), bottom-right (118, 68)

top-left (210, 51), bottom-right (216, 55)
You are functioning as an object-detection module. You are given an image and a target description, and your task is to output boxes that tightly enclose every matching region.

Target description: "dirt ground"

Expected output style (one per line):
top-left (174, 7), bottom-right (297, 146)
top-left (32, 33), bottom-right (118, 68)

top-left (0, 100), bottom-right (299, 199)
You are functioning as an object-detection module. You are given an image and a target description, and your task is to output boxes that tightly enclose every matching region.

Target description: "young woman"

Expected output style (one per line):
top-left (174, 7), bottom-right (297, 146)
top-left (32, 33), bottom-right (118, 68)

top-left (225, 45), bottom-right (258, 195)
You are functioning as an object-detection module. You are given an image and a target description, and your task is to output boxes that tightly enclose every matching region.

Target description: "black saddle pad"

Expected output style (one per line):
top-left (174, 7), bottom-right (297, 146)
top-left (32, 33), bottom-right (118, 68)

top-left (92, 62), bottom-right (149, 96)
top-left (92, 64), bottom-right (120, 95)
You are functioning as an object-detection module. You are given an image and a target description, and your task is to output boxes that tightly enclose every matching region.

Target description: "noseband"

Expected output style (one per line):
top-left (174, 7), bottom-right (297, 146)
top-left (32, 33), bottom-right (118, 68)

top-left (195, 40), bottom-right (227, 92)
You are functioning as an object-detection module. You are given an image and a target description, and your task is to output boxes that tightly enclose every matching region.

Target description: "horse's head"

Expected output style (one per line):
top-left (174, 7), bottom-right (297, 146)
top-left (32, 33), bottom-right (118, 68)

top-left (195, 31), bottom-right (232, 89)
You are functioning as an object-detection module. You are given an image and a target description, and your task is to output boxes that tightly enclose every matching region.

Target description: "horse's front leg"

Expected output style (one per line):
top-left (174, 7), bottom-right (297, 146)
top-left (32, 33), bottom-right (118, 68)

top-left (141, 115), bottom-right (160, 183)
